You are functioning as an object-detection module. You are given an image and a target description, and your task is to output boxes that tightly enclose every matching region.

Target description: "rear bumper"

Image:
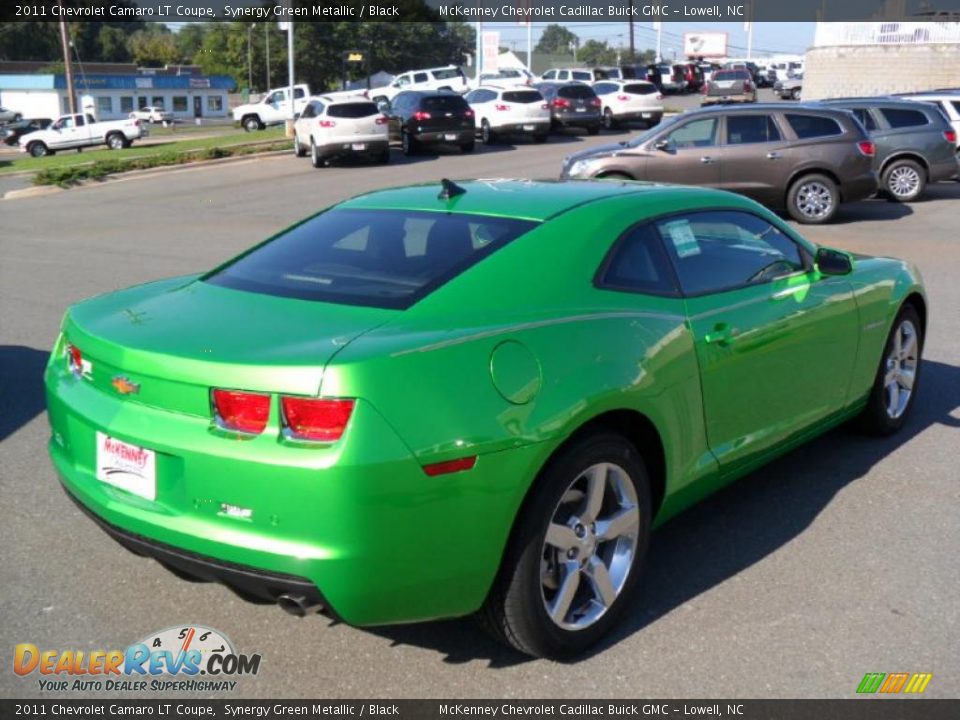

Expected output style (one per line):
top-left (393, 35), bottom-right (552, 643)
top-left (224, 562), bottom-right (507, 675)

top-left (841, 172), bottom-right (880, 202)
top-left (317, 138), bottom-right (388, 159)
top-left (702, 94), bottom-right (756, 105)
top-left (552, 112), bottom-right (601, 128)
top-left (929, 156), bottom-right (960, 183)
top-left (489, 120), bottom-right (550, 134)
top-left (611, 109), bottom-right (663, 123)
top-left (413, 129), bottom-right (474, 145)
top-left (46, 358), bottom-right (544, 626)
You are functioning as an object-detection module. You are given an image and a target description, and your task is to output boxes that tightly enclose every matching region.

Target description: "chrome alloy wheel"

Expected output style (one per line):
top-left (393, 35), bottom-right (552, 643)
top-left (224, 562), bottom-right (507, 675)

top-left (888, 166), bottom-right (921, 199)
top-left (540, 462), bottom-right (640, 631)
top-left (795, 181), bottom-right (834, 220)
top-left (884, 319), bottom-right (918, 419)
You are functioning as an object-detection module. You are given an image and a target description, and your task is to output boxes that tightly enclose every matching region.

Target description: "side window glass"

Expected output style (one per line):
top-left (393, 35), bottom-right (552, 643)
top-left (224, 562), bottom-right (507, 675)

top-left (413, 73), bottom-right (428, 84)
top-left (666, 118), bottom-right (718, 148)
top-left (852, 108), bottom-right (877, 131)
top-left (726, 115), bottom-right (781, 144)
top-left (785, 114), bottom-right (843, 139)
top-left (657, 211), bottom-right (804, 295)
top-left (598, 223), bottom-right (678, 296)
top-left (880, 108), bottom-right (929, 128)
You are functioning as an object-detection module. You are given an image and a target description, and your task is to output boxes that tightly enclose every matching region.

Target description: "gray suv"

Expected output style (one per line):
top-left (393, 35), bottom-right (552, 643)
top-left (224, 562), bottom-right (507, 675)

top-left (819, 98), bottom-right (958, 202)
top-left (560, 104), bottom-right (877, 224)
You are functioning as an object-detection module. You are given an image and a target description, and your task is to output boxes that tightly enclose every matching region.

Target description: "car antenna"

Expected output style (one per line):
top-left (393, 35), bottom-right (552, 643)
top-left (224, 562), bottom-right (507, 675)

top-left (438, 178), bottom-right (467, 201)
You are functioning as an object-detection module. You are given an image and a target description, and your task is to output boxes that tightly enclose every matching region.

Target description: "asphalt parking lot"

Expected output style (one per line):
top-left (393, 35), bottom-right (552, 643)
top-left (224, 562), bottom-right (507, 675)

top-left (1, 127), bottom-right (958, 699)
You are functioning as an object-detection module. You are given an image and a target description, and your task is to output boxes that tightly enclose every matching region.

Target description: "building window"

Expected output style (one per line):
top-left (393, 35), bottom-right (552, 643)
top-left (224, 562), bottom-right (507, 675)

top-left (138, 96), bottom-right (148, 110)
top-left (151, 96), bottom-right (165, 109)
top-left (96, 97), bottom-right (112, 115)
top-left (172, 96), bottom-right (188, 113)
top-left (120, 96), bottom-right (134, 113)
top-left (207, 95), bottom-right (224, 112)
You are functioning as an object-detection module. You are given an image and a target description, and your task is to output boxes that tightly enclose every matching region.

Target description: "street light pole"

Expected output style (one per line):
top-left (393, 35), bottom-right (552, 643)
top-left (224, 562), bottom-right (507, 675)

top-left (58, 11), bottom-right (77, 114)
top-left (247, 24), bottom-right (253, 92)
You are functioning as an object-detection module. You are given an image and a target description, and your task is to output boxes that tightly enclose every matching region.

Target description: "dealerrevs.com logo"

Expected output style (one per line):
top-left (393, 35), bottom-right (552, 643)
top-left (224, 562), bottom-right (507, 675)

top-left (14, 625), bottom-right (261, 693)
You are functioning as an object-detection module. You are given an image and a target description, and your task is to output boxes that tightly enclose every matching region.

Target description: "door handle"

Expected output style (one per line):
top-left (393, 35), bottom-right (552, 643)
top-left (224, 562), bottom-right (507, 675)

top-left (700, 156), bottom-right (714, 164)
top-left (766, 151), bottom-right (782, 160)
top-left (704, 323), bottom-right (737, 345)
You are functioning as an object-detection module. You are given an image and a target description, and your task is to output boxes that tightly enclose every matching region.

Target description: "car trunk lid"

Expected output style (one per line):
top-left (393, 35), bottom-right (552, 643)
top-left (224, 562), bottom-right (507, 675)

top-left (62, 276), bottom-right (393, 416)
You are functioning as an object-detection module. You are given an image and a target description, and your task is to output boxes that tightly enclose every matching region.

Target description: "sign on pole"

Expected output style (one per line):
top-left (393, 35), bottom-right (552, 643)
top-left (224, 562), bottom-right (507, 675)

top-left (482, 31), bottom-right (500, 74)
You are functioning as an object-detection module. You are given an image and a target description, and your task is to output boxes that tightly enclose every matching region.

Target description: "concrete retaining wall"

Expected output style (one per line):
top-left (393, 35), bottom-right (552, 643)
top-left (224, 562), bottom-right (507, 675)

top-left (804, 44), bottom-right (960, 100)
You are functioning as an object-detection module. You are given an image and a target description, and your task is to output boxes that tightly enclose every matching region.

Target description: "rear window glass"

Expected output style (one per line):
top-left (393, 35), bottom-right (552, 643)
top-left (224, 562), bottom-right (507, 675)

top-left (713, 71), bottom-right (747, 81)
top-left (327, 103), bottom-right (380, 119)
top-left (785, 114), bottom-right (843, 139)
top-left (726, 115), bottom-right (781, 144)
top-left (624, 83), bottom-right (657, 95)
top-left (952, 101), bottom-right (960, 116)
top-left (421, 96), bottom-right (468, 112)
top-left (502, 91), bottom-right (543, 104)
top-left (880, 108), bottom-right (929, 128)
top-left (205, 210), bottom-right (538, 310)
top-left (559, 85), bottom-right (596, 99)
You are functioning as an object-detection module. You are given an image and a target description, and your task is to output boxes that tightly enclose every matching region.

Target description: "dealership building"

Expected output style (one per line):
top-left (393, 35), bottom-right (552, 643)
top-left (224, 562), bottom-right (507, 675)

top-left (0, 63), bottom-right (235, 121)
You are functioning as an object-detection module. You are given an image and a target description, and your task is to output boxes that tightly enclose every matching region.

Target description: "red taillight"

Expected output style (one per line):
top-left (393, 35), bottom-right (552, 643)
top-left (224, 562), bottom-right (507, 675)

top-left (552, 98), bottom-right (570, 109)
top-left (66, 343), bottom-right (83, 375)
top-left (744, 80), bottom-right (752, 92)
top-left (540, 103), bottom-right (550, 110)
top-left (589, 97), bottom-right (601, 107)
top-left (944, 129), bottom-right (957, 144)
top-left (464, 109), bottom-right (474, 118)
top-left (375, 115), bottom-right (389, 125)
top-left (494, 103), bottom-right (510, 111)
top-left (212, 389), bottom-right (271, 435)
top-left (133, 119), bottom-right (141, 127)
top-left (318, 119), bottom-right (336, 128)
top-left (857, 140), bottom-right (876, 157)
top-left (412, 110), bottom-right (431, 121)
top-left (281, 397), bottom-right (354, 442)
top-left (617, 94), bottom-right (629, 102)
top-left (422, 456), bottom-right (477, 477)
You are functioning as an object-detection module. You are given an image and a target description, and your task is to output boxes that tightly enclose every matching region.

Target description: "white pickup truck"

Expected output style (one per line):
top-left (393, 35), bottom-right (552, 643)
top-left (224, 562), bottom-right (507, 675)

top-left (19, 113), bottom-right (146, 157)
top-left (233, 84), bottom-right (311, 131)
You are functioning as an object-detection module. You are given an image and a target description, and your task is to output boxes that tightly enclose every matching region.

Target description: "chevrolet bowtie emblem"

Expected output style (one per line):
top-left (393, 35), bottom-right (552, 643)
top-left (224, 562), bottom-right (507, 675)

top-left (112, 376), bottom-right (140, 395)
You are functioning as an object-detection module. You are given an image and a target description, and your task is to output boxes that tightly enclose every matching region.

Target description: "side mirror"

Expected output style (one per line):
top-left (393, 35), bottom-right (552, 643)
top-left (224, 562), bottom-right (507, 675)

top-left (654, 138), bottom-right (672, 152)
top-left (816, 247), bottom-right (853, 276)
top-left (377, 101), bottom-right (390, 113)
top-left (293, 112), bottom-right (301, 120)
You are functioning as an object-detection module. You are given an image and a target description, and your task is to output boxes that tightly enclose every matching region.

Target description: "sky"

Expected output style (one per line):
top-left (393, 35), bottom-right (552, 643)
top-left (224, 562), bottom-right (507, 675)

top-left (166, 21), bottom-right (816, 59)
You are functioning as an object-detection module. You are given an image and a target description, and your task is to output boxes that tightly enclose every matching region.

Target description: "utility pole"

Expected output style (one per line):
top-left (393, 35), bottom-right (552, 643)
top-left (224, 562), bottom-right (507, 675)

top-left (59, 12), bottom-right (76, 114)
top-left (265, 24), bottom-right (271, 89)
top-left (285, 20), bottom-right (294, 137)
top-left (628, 5), bottom-right (635, 62)
top-left (247, 25), bottom-right (253, 92)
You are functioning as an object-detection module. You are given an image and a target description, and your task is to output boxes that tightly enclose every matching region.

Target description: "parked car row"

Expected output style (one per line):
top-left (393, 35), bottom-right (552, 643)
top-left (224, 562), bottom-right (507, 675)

top-left (1, 117), bottom-right (52, 146)
top-left (560, 98), bottom-right (958, 224)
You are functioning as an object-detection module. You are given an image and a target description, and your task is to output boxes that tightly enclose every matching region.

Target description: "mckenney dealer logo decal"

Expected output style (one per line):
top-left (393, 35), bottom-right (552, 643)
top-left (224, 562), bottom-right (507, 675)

top-left (14, 625), bottom-right (261, 692)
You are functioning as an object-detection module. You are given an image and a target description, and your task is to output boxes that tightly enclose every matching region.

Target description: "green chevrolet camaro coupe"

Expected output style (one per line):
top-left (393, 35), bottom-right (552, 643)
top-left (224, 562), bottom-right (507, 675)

top-left (46, 179), bottom-right (926, 658)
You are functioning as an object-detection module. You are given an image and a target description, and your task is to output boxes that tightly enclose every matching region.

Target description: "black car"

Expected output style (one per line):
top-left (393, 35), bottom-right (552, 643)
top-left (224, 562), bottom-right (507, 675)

top-left (1, 117), bottom-right (52, 146)
top-left (383, 91), bottom-right (475, 155)
top-left (535, 83), bottom-right (602, 134)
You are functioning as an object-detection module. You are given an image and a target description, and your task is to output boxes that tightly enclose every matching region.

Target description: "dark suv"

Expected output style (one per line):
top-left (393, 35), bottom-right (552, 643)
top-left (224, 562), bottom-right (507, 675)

top-left (535, 83), bottom-right (602, 135)
top-left (383, 91), bottom-right (475, 155)
top-left (819, 98), bottom-right (959, 201)
top-left (560, 104), bottom-right (878, 224)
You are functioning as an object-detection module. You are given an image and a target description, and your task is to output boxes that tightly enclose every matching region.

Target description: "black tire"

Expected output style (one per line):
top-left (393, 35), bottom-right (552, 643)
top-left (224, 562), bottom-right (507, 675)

top-left (461, 140), bottom-right (476, 154)
top-left (378, 148), bottom-right (390, 164)
top-left (791, 87), bottom-right (801, 101)
top-left (480, 119), bottom-right (496, 145)
top-left (243, 116), bottom-right (262, 133)
top-left (310, 138), bottom-right (324, 168)
top-left (28, 142), bottom-right (48, 158)
top-left (293, 133), bottom-right (306, 158)
top-left (858, 304), bottom-right (923, 436)
top-left (106, 133), bottom-right (125, 151)
top-left (598, 172), bottom-right (632, 181)
top-left (587, 124), bottom-right (601, 136)
top-left (478, 433), bottom-right (652, 659)
top-left (401, 130), bottom-right (417, 156)
top-left (602, 108), bottom-right (618, 130)
top-left (882, 158), bottom-right (926, 203)
top-left (786, 173), bottom-right (839, 224)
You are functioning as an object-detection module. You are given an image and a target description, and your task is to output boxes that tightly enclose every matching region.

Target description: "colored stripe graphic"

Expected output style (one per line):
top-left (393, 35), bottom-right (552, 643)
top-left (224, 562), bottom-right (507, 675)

top-left (879, 672), bottom-right (909, 693)
top-left (857, 673), bottom-right (885, 694)
top-left (904, 673), bottom-right (933, 694)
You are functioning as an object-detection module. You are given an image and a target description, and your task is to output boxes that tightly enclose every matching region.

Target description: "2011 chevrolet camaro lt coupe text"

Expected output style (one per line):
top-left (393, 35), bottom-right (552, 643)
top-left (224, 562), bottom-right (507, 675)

top-left (46, 179), bottom-right (926, 658)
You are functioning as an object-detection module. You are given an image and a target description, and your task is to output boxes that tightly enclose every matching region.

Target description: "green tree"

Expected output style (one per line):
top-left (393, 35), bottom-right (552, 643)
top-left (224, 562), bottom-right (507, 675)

top-left (175, 23), bottom-right (207, 64)
top-left (579, 40), bottom-right (617, 67)
top-left (535, 24), bottom-right (578, 55)
top-left (128, 28), bottom-right (181, 67)
top-left (0, 23), bottom-right (60, 61)
top-left (97, 26), bottom-right (132, 63)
